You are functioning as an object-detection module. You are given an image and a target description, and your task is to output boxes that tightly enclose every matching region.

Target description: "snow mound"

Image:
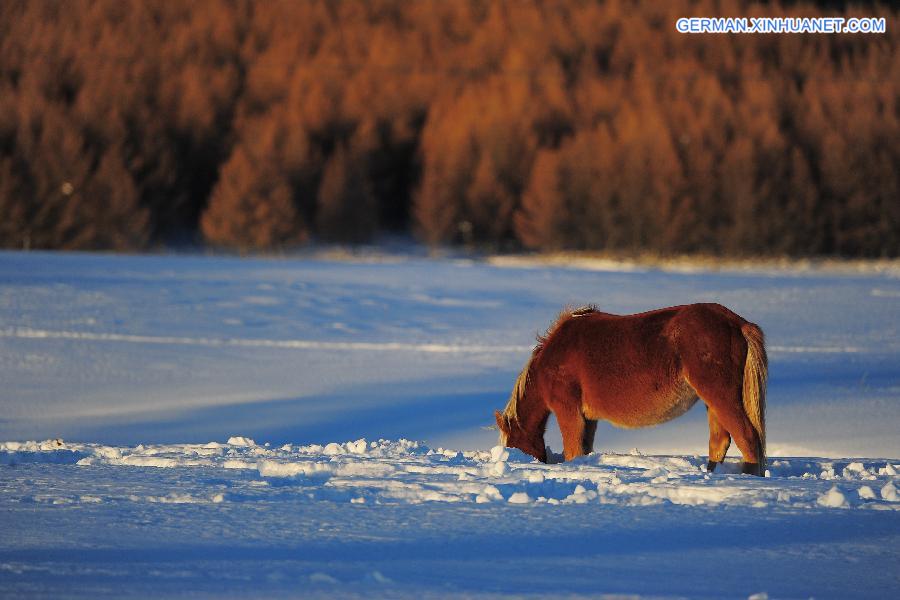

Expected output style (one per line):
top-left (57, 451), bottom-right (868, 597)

top-left (227, 436), bottom-right (256, 447)
top-left (0, 440), bottom-right (86, 465)
top-left (817, 486), bottom-right (848, 508)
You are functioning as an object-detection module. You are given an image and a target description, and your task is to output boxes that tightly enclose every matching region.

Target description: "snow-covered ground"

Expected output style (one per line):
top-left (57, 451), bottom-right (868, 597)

top-left (1, 250), bottom-right (899, 598)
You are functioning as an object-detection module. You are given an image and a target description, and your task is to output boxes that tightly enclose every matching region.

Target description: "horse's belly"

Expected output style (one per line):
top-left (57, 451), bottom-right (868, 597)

top-left (585, 380), bottom-right (699, 429)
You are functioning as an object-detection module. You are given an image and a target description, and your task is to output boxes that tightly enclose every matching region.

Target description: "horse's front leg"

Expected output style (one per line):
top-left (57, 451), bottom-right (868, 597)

top-left (555, 407), bottom-right (587, 461)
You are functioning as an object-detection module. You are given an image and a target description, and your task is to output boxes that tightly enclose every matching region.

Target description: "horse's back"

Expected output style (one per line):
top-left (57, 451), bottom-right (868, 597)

top-left (590, 303), bottom-right (750, 373)
top-left (536, 303), bottom-right (748, 427)
top-left (597, 302), bottom-right (748, 353)
top-left (667, 303), bottom-right (750, 372)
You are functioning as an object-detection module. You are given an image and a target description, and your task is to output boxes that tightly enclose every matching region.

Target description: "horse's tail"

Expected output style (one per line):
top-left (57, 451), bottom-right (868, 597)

top-left (741, 322), bottom-right (768, 474)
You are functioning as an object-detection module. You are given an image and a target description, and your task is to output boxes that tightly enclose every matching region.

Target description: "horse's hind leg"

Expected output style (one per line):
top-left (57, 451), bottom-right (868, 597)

top-left (687, 376), bottom-right (762, 475)
top-left (582, 418), bottom-right (598, 455)
top-left (707, 398), bottom-right (761, 475)
top-left (706, 407), bottom-right (731, 473)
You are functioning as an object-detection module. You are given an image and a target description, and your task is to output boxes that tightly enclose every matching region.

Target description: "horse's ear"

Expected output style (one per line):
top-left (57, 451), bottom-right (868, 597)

top-left (494, 410), bottom-right (508, 433)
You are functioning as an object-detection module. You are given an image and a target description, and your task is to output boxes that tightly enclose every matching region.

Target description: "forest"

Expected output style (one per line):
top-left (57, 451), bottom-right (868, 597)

top-left (1, 0), bottom-right (898, 256)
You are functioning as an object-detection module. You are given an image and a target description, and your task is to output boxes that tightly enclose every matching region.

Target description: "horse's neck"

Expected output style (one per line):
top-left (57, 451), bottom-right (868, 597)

top-left (520, 383), bottom-right (549, 432)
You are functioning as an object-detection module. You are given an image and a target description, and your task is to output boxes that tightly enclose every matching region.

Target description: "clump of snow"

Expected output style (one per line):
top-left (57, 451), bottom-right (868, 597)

top-left (317, 438), bottom-right (404, 456)
top-left (487, 445), bottom-right (534, 464)
top-left (507, 491), bottom-right (531, 504)
top-left (227, 436), bottom-right (256, 447)
top-left (842, 462), bottom-right (872, 480)
top-left (646, 467), bottom-right (670, 483)
top-left (858, 486), bottom-right (877, 500)
top-left (323, 442), bottom-right (342, 455)
top-left (881, 481), bottom-right (898, 502)
top-left (1, 440), bottom-right (65, 452)
top-left (120, 456), bottom-right (182, 468)
top-left (820, 465), bottom-right (837, 480)
top-left (475, 485), bottom-right (503, 504)
top-left (486, 461), bottom-right (508, 477)
top-left (817, 486), bottom-right (848, 508)
top-left (346, 439), bottom-right (368, 454)
top-left (489, 445), bottom-right (509, 462)
top-left (257, 460), bottom-right (333, 479)
top-left (565, 484), bottom-right (599, 504)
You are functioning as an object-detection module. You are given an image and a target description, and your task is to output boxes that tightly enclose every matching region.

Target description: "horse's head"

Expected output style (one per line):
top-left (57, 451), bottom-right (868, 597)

top-left (494, 410), bottom-right (547, 463)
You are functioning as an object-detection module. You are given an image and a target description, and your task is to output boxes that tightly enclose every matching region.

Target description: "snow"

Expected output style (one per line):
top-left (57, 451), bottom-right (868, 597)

top-left (1, 250), bottom-right (900, 598)
top-left (226, 436), bottom-right (256, 447)
top-left (817, 486), bottom-right (848, 508)
top-left (2, 436), bottom-right (900, 597)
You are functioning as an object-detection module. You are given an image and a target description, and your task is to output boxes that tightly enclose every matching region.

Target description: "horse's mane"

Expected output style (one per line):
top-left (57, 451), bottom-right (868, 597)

top-left (537, 304), bottom-right (598, 347)
top-left (501, 305), bottom-right (598, 425)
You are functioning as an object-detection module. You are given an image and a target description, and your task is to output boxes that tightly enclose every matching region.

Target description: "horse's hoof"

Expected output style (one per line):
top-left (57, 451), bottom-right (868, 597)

top-left (706, 460), bottom-right (718, 473)
top-left (741, 462), bottom-right (762, 476)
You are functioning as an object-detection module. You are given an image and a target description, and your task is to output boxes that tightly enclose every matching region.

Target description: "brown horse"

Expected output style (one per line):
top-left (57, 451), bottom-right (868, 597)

top-left (495, 303), bottom-right (768, 475)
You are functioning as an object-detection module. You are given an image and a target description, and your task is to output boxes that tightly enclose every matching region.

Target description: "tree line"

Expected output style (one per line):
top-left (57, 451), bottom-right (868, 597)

top-left (1, 0), bottom-right (898, 256)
